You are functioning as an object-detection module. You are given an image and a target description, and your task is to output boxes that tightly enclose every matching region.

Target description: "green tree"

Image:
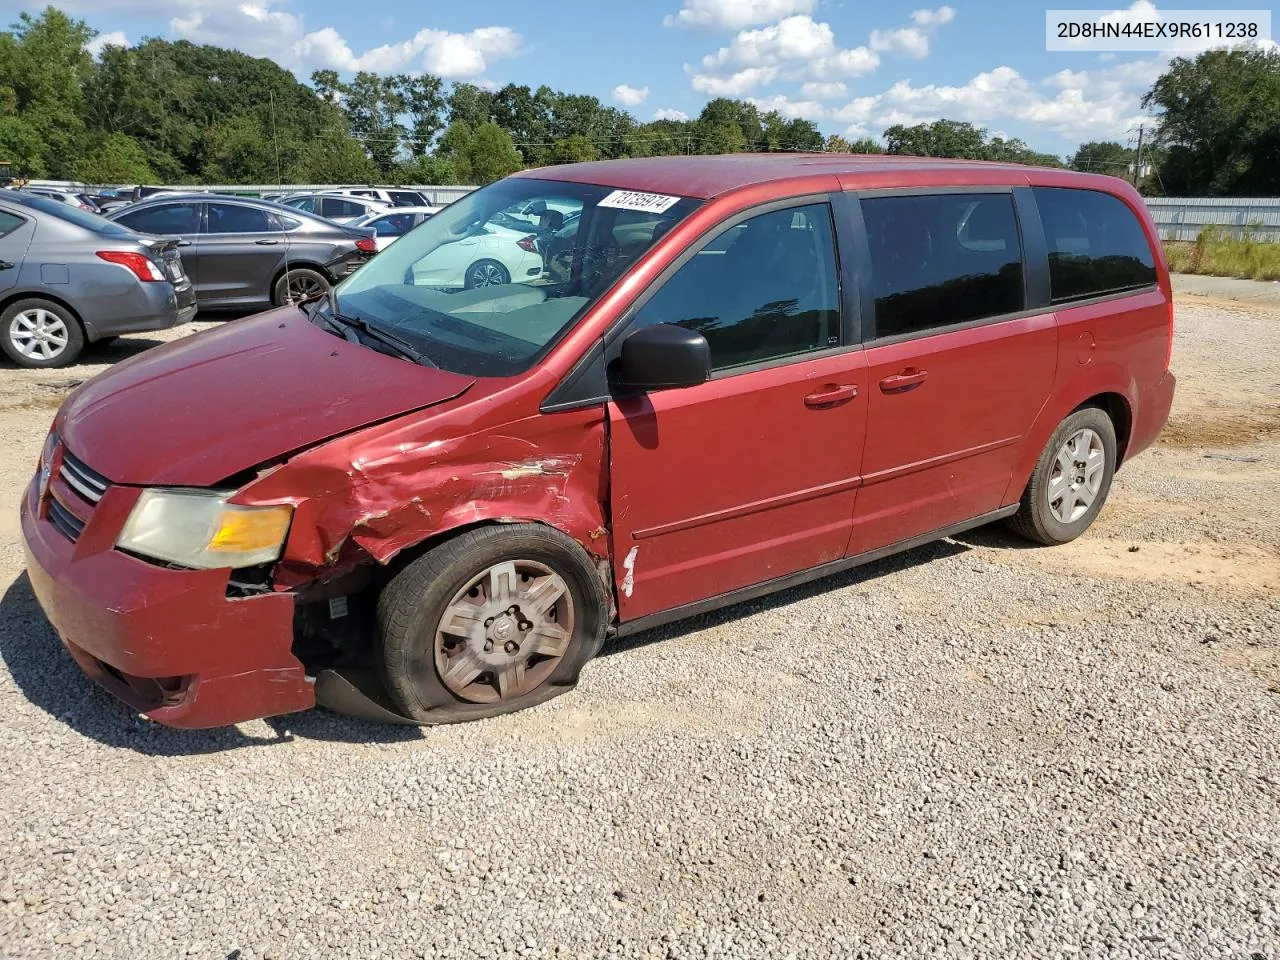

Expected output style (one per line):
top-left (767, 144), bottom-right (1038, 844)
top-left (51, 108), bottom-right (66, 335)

top-left (447, 82), bottom-right (495, 130)
top-left (462, 122), bottom-right (522, 183)
top-left (1071, 140), bottom-right (1133, 177)
top-left (884, 119), bottom-right (988, 158)
top-left (694, 98), bottom-right (761, 153)
top-left (74, 131), bottom-right (154, 184)
top-left (287, 127), bottom-right (378, 183)
top-left (1143, 46), bottom-right (1280, 195)
top-left (398, 74), bottom-right (447, 156)
top-left (0, 115), bottom-right (46, 176)
top-left (549, 134), bottom-right (598, 165)
top-left (396, 153), bottom-right (457, 185)
top-left (826, 134), bottom-right (884, 153)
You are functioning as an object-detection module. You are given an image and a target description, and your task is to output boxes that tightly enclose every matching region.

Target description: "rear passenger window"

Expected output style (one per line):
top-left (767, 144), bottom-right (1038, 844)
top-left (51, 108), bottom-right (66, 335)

top-left (322, 198), bottom-right (365, 218)
top-left (632, 203), bottom-right (840, 372)
top-left (0, 210), bottom-right (26, 237)
top-left (207, 203), bottom-right (271, 234)
top-left (1034, 187), bottom-right (1156, 303)
top-left (390, 191), bottom-right (425, 207)
top-left (862, 193), bottom-right (1024, 340)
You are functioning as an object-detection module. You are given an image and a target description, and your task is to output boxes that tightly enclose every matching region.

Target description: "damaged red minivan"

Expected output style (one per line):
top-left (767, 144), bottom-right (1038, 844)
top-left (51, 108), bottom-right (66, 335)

top-left (21, 155), bottom-right (1175, 728)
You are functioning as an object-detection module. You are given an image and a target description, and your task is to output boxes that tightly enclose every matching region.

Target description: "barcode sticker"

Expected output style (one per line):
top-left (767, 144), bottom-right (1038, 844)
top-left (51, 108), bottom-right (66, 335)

top-left (597, 190), bottom-right (682, 215)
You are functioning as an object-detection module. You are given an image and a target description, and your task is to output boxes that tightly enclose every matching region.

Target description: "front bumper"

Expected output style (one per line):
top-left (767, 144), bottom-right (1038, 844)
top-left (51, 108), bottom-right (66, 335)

top-left (20, 467), bottom-right (313, 729)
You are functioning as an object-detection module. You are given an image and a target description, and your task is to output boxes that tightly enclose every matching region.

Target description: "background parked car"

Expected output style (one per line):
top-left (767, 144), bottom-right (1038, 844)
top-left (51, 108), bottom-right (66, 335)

top-left (334, 187), bottom-right (431, 207)
top-left (279, 193), bottom-right (389, 225)
top-left (409, 220), bottom-right (544, 289)
top-left (0, 192), bottom-right (195, 368)
top-left (109, 194), bottom-right (376, 309)
top-left (18, 188), bottom-right (96, 212)
top-left (348, 206), bottom-right (440, 251)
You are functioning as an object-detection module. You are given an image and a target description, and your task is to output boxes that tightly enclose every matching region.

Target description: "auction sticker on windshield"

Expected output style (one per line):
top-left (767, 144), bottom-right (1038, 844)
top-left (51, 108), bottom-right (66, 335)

top-left (597, 190), bottom-right (682, 214)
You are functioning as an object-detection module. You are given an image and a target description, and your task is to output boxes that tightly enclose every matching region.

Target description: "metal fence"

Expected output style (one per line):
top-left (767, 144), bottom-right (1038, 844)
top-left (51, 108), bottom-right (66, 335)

top-left (1144, 197), bottom-right (1280, 243)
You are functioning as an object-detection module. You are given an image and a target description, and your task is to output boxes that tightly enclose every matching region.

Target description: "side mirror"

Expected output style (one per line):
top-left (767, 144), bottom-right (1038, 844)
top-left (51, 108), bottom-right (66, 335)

top-left (614, 323), bottom-right (710, 392)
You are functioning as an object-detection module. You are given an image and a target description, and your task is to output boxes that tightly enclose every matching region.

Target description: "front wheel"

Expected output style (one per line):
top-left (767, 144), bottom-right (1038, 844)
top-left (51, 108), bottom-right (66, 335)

top-left (377, 525), bottom-right (608, 723)
top-left (1008, 406), bottom-right (1117, 545)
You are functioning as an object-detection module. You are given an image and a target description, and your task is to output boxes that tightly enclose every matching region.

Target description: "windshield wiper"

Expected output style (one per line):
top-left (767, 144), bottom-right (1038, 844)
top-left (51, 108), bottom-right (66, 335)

top-left (319, 291), bottom-right (437, 368)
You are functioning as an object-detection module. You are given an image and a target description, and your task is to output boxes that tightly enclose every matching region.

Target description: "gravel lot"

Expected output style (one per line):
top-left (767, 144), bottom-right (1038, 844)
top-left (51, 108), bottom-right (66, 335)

top-left (1, 299), bottom-right (1277, 960)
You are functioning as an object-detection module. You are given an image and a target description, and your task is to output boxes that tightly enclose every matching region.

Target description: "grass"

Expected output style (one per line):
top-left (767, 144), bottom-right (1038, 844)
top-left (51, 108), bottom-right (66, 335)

top-left (1164, 226), bottom-right (1280, 281)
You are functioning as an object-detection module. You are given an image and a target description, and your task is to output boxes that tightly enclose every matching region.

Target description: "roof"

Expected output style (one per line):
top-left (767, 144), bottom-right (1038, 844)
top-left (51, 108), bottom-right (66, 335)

top-left (516, 153), bottom-right (1112, 200)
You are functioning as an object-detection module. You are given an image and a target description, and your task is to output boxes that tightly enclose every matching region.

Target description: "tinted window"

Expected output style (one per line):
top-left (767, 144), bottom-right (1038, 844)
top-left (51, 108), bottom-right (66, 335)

top-left (7, 192), bottom-right (135, 236)
top-left (633, 203), bottom-right (840, 371)
top-left (863, 193), bottom-right (1024, 339)
top-left (0, 210), bottom-right (26, 237)
top-left (322, 198), bottom-right (366, 218)
top-left (1034, 187), bottom-right (1157, 303)
top-left (207, 203), bottom-right (272, 234)
top-left (370, 213), bottom-right (418, 237)
top-left (390, 191), bottom-right (425, 207)
top-left (118, 203), bottom-right (201, 235)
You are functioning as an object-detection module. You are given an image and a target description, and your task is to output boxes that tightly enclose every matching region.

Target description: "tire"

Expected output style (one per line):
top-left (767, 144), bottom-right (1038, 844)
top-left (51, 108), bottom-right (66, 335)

top-left (272, 267), bottom-right (330, 307)
top-left (377, 524), bottom-right (608, 723)
top-left (1, 299), bottom-right (85, 368)
top-left (463, 259), bottom-right (510, 290)
top-left (1008, 406), bottom-right (1117, 545)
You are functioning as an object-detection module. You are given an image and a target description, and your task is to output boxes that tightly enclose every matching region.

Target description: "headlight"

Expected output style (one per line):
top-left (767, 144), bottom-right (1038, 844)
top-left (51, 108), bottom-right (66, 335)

top-left (116, 489), bottom-right (293, 570)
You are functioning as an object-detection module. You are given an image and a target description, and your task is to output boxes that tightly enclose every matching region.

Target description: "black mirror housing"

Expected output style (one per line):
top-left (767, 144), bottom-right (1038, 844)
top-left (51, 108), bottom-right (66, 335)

top-left (615, 323), bottom-right (711, 392)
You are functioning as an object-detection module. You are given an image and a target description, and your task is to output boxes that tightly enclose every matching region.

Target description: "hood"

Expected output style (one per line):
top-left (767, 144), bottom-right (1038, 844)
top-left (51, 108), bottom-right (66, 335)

top-left (58, 308), bottom-right (474, 486)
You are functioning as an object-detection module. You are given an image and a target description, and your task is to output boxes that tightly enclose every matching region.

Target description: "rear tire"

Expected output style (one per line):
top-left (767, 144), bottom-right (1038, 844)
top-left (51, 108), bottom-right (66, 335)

top-left (1, 299), bottom-right (85, 368)
top-left (463, 259), bottom-right (510, 289)
top-left (272, 267), bottom-right (330, 307)
top-left (1008, 406), bottom-right (1117, 545)
top-left (377, 524), bottom-right (608, 723)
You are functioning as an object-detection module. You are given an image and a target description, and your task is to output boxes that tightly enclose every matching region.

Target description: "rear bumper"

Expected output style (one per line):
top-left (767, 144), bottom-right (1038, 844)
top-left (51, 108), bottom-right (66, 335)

top-left (1127, 369), bottom-right (1177, 461)
top-left (81, 282), bottom-right (198, 342)
top-left (20, 473), bottom-right (313, 729)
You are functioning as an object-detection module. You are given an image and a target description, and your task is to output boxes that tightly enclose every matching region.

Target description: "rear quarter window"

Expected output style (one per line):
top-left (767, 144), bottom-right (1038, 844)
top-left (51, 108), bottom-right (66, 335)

top-left (1033, 187), bottom-right (1157, 304)
top-left (0, 209), bottom-right (26, 237)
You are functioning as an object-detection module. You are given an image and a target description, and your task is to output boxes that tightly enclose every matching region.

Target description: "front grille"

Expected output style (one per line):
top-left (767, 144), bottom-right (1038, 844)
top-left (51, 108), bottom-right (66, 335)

top-left (60, 449), bottom-right (109, 505)
top-left (48, 498), bottom-right (86, 542)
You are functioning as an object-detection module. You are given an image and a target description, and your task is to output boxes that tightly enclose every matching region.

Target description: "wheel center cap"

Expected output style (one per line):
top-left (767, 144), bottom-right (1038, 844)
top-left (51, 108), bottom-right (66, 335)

top-left (492, 616), bottom-right (516, 641)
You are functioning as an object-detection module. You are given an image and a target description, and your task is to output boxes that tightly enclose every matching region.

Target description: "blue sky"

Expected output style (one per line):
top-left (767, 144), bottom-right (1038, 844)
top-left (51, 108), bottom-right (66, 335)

top-left (6, 0), bottom-right (1266, 157)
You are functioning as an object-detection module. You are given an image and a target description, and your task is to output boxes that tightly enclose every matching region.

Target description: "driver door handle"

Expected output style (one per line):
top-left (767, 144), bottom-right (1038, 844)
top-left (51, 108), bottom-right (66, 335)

top-left (804, 384), bottom-right (859, 408)
top-left (255, 238), bottom-right (280, 246)
top-left (879, 368), bottom-right (929, 393)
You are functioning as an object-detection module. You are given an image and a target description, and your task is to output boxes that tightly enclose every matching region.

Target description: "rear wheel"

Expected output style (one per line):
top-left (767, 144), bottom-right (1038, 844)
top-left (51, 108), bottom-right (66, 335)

top-left (464, 259), bottom-right (510, 289)
top-left (1, 299), bottom-right (85, 368)
top-left (377, 524), bottom-right (607, 723)
top-left (1008, 406), bottom-right (1117, 545)
top-left (272, 267), bottom-right (330, 306)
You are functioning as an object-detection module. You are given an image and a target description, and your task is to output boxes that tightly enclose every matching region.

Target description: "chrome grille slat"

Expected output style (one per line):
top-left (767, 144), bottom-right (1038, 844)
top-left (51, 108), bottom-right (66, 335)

top-left (48, 498), bottom-right (86, 542)
top-left (59, 449), bottom-right (109, 505)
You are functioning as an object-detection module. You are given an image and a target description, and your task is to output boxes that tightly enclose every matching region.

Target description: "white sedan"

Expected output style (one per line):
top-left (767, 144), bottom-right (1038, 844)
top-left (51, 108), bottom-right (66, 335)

top-left (407, 222), bottom-right (545, 290)
top-left (349, 206), bottom-right (441, 252)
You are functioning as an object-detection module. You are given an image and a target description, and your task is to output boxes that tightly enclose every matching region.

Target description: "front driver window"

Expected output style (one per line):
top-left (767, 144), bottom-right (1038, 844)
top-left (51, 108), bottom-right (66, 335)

top-left (631, 203), bottom-right (841, 372)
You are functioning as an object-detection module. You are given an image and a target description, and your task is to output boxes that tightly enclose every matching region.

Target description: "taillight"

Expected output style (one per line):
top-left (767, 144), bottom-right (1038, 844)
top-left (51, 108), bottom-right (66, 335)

top-left (517, 234), bottom-right (538, 253)
top-left (96, 251), bottom-right (165, 282)
top-left (355, 237), bottom-right (377, 254)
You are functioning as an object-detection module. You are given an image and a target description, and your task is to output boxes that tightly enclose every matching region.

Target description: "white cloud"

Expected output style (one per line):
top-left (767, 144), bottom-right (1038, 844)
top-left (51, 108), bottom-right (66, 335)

top-left (690, 65), bottom-right (779, 95)
top-left (911, 6), bottom-right (956, 27)
top-left (801, 80), bottom-right (847, 99)
top-left (85, 30), bottom-right (128, 58)
top-left (613, 84), bottom-right (651, 106)
top-left (702, 15), bottom-right (835, 68)
top-left (653, 108), bottom-right (691, 121)
top-left (169, 2), bottom-right (522, 78)
top-left (809, 46), bottom-right (880, 79)
top-left (748, 94), bottom-right (825, 119)
top-left (664, 0), bottom-right (816, 30)
top-left (869, 26), bottom-right (931, 59)
top-left (826, 58), bottom-right (1161, 143)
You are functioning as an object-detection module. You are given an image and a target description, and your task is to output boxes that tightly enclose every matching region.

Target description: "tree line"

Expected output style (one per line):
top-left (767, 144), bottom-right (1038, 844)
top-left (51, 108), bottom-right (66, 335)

top-left (0, 7), bottom-right (1276, 196)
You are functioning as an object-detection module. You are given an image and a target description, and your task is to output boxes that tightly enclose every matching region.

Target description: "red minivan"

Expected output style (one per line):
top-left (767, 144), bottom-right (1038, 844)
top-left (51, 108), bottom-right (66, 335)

top-left (20, 155), bottom-right (1176, 728)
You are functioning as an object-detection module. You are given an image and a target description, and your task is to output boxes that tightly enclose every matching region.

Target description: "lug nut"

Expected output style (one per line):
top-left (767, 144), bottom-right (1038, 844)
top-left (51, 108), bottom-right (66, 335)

top-left (504, 641), bottom-right (519, 655)
top-left (484, 640), bottom-right (494, 652)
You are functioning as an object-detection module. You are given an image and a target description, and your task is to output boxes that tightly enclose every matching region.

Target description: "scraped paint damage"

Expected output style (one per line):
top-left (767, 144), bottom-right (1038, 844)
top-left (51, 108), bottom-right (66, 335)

top-left (231, 409), bottom-right (613, 594)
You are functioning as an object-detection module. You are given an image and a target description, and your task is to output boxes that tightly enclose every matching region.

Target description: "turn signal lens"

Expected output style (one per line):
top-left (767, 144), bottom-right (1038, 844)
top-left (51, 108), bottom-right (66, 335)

top-left (208, 506), bottom-right (293, 554)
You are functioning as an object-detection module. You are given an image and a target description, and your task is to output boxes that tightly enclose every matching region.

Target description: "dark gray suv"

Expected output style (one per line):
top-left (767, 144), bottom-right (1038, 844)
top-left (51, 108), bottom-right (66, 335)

top-left (110, 196), bottom-right (377, 309)
top-left (0, 191), bottom-right (196, 368)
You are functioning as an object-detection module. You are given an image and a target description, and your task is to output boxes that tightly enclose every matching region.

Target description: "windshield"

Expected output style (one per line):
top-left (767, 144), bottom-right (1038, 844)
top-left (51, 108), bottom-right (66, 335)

top-left (331, 177), bottom-right (700, 377)
top-left (13, 192), bottom-right (137, 236)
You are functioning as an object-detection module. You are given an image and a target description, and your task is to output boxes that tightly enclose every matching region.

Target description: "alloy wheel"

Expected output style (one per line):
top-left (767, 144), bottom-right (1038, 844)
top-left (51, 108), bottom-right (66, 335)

top-left (9, 308), bottom-right (68, 361)
top-left (469, 262), bottom-right (506, 287)
top-left (1047, 427), bottom-right (1106, 523)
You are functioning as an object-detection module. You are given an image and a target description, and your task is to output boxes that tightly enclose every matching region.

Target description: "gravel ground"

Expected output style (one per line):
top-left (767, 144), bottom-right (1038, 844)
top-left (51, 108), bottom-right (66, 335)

top-left (0, 300), bottom-right (1278, 960)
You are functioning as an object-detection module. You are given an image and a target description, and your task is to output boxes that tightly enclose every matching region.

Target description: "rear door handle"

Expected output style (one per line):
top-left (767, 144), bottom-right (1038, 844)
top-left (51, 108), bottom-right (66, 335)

top-left (176, 240), bottom-right (193, 247)
top-left (879, 368), bottom-right (929, 393)
top-left (0, 260), bottom-right (13, 270)
top-left (255, 238), bottom-right (280, 246)
top-left (804, 384), bottom-right (859, 408)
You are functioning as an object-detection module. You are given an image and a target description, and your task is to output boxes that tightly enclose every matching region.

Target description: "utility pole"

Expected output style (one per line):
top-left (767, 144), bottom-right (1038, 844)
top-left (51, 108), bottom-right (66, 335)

top-left (1132, 124), bottom-right (1144, 187)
